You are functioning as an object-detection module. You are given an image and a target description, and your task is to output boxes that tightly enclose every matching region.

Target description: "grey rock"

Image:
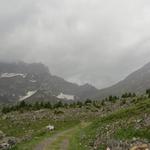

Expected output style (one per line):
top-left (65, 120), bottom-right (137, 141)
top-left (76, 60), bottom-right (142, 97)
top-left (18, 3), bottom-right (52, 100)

top-left (0, 143), bottom-right (9, 150)
top-left (0, 131), bottom-right (5, 139)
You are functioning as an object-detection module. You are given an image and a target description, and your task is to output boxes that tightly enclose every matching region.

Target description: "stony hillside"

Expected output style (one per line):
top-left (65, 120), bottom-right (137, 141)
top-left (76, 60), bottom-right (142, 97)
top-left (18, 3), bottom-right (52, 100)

top-left (70, 97), bottom-right (150, 150)
top-left (95, 62), bottom-right (150, 99)
top-left (0, 93), bottom-right (149, 150)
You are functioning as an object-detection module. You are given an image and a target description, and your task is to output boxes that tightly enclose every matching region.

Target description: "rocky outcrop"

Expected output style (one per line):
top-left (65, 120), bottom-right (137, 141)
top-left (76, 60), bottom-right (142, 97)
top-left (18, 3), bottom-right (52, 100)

top-left (130, 144), bottom-right (149, 150)
top-left (0, 130), bottom-right (17, 150)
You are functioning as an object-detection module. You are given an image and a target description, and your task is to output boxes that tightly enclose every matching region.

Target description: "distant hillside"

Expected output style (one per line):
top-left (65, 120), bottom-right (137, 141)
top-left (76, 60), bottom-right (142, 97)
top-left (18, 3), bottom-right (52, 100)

top-left (0, 62), bottom-right (98, 103)
top-left (95, 62), bottom-right (150, 99)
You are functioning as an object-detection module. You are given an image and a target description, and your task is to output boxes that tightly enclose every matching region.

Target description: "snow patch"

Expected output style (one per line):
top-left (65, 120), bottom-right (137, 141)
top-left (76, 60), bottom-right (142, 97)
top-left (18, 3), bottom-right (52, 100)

top-left (57, 93), bottom-right (74, 100)
top-left (19, 91), bottom-right (37, 101)
top-left (29, 80), bottom-right (37, 83)
top-left (0, 73), bottom-right (26, 78)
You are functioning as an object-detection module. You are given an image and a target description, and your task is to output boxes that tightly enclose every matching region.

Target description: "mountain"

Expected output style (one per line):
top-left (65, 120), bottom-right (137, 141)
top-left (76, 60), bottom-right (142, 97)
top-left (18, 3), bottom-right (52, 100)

top-left (95, 62), bottom-right (150, 99)
top-left (1, 61), bottom-right (150, 104)
top-left (0, 62), bottom-right (98, 103)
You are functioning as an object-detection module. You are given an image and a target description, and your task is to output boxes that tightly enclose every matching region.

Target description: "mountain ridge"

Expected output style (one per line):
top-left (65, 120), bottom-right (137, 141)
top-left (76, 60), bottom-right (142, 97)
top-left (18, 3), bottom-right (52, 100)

top-left (1, 61), bottom-right (150, 103)
top-left (94, 61), bottom-right (150, 99)
top-left (0, 62), bottom-right (98, 103)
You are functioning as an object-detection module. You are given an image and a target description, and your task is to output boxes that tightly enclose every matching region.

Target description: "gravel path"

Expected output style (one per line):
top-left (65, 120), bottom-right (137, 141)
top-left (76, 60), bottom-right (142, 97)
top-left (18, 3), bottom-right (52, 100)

top-left (33, 127), bottom-right (76, 150)
top-left (33, 122), bottom-right (89, 150)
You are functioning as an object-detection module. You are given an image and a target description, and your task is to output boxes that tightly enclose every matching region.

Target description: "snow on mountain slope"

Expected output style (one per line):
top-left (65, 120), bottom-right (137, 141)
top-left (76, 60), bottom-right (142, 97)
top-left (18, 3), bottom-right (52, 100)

top-left (0, 62), bottom-right (99, 103)
top-left (19, 91), bottom-right (37, 101)
top-left (0, 73), bottom-right (26, 78)
top-left (57, 93), bottom-right (74, 100)
top-left (29, 80), bottom-right (37, 83)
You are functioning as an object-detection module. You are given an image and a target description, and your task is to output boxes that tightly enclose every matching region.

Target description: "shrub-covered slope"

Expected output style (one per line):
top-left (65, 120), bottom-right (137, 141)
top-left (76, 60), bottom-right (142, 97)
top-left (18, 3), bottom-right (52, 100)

top-left (70, 98), bottom-right (150, 150)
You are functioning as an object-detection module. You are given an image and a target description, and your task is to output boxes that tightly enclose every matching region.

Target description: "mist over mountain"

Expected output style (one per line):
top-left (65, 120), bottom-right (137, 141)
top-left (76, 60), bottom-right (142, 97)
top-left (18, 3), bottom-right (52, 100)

top-left (1, 0), bottom-right (150, 89)
top-left (1, 61), bottom-right (150, 104)
top-left (94, 62), bottom-right (150, 99)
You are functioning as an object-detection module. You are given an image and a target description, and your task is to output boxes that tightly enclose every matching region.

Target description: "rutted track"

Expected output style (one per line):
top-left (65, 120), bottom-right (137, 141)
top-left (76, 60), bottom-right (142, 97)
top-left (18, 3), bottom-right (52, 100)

top-left (33, 126), bottom-right (77, 150)
top-left (33, 122), bottom-right (89, 150)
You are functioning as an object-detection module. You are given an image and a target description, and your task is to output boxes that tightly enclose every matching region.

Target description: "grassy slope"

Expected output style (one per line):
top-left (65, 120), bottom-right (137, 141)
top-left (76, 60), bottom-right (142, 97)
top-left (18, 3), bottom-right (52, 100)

top-left (12, 121), bottom-right (79, 150)
top-left (70, 98), bottom-right (150, 150)
top-left (0, 106), bottom-right (98, 150)
top-left (0, 109), bottom-right (80, 150)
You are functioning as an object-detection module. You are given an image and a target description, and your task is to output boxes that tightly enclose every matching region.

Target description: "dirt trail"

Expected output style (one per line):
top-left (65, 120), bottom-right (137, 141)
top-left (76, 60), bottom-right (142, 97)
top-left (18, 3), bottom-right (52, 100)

top-left (33, 122), bottom-right (89, 150)
top-left (60, 139), bottom-right (69, 150)
top-left (33, 127), bottom-right (77, 150)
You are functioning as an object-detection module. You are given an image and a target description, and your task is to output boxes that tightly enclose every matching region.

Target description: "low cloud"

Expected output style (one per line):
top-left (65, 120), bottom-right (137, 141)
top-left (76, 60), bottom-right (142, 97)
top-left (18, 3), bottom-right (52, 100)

top-left (0, 0), bottom-right (150, 88)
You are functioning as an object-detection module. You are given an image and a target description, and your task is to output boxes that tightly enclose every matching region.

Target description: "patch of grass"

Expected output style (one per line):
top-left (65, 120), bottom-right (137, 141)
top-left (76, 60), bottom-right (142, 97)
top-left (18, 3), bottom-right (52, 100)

top-left (114, 126), bottom-right (150, 140)
top-left (0, 117), bottom-right (51, 137)
top-left (97, 144), bottom-right (107, 150)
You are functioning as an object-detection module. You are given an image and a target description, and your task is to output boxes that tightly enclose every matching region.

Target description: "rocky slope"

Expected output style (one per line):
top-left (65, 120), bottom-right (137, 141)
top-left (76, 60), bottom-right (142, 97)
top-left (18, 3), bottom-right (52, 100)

top-left (95, 62), bottom-right (150, 99)
top-left (1, 61), bottom-right (150, 103)
top-left (0, 62), bottom-right (98, 103)
top-left (1, 94), bottom-right (149, 150)
top-left (71, 97), bottom-right (150, 150)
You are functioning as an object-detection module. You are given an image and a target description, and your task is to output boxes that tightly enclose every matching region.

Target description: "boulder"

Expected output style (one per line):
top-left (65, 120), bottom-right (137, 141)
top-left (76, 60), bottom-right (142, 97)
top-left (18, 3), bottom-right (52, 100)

top-left (0, 130), bottom-right (5, 139)
top-left (0, 137), bottom-right (17, 150)
top-left (0, 142), bottom-right (9, 150)
top-left (7, 137), bottom-right (17, 146)
top-left (130, 144), bottom-right (149, 150)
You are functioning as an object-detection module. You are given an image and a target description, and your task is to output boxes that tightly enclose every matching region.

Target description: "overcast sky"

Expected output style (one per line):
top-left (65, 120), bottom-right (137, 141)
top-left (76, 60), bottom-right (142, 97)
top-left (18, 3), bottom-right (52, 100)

top-left (1, 0), bottom-right (150, 88)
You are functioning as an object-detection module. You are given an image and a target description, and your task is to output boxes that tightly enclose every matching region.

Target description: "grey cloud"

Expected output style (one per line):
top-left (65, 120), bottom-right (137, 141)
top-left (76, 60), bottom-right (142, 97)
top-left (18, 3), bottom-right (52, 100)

top-left (0, 0), bottom-right (150, 88)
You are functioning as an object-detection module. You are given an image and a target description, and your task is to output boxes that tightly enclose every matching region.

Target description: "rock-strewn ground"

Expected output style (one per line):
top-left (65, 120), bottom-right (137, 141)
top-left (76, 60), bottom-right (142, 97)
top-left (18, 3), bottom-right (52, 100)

top-left (0, 97), bottom-right (149, 150)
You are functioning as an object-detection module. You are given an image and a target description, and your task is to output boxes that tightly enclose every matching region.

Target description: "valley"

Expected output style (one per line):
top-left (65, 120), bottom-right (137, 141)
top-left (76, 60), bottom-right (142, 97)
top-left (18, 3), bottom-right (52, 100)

top-left (1, 0), bottom-right (150, 149)
top-left (0, 62), bottom-right (150, 150)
